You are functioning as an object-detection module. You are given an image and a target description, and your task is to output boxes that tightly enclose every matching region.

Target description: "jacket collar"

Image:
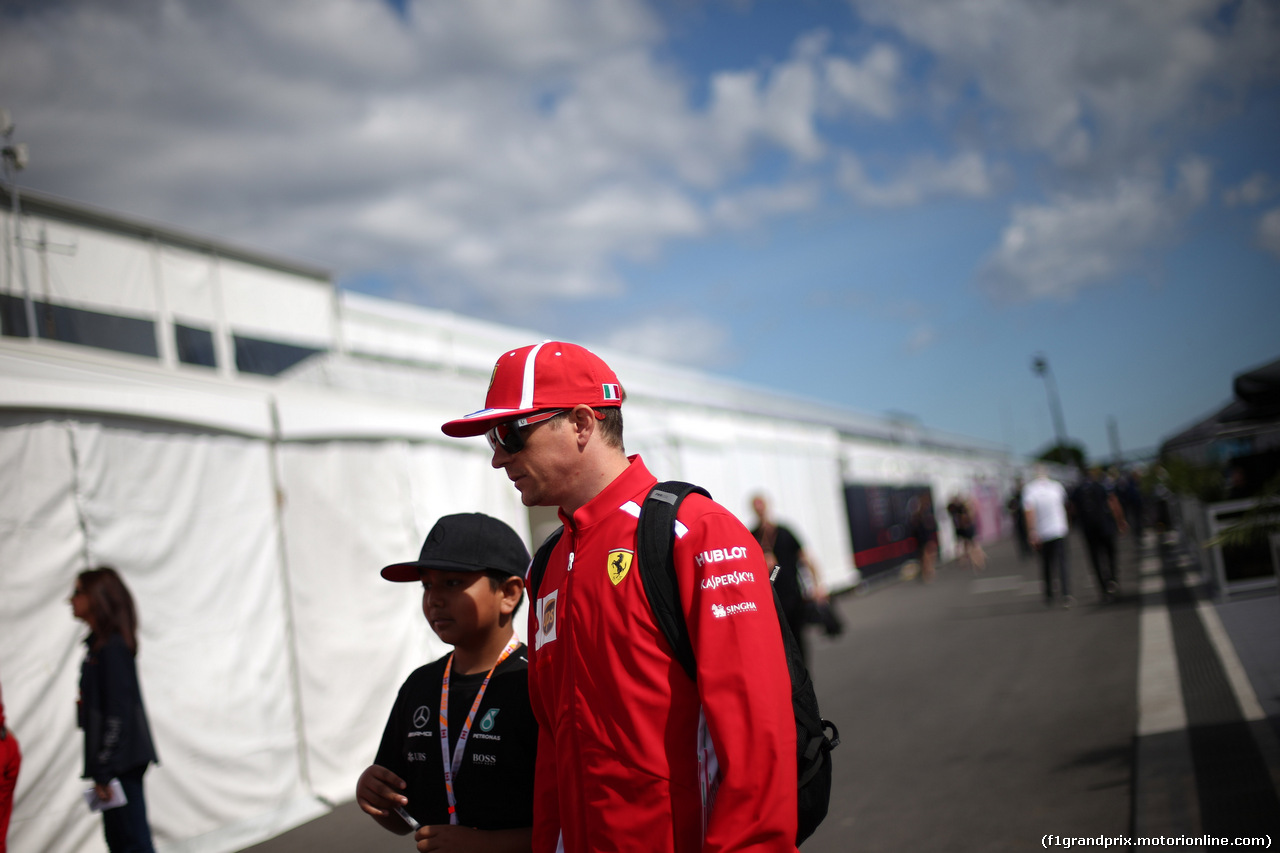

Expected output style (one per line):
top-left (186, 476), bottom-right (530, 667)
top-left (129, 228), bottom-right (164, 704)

top-left (558, 454), bottom-right (654, 533)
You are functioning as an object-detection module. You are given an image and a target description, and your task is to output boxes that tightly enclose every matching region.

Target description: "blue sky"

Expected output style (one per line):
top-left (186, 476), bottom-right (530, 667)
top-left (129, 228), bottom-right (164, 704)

top-left (2, 0), bottom-right (1277, 460)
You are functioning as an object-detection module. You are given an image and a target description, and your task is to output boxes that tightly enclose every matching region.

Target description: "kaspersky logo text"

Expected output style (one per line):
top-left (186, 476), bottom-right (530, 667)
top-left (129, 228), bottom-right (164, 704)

top-left (701, 571), bottom-right (755, 590)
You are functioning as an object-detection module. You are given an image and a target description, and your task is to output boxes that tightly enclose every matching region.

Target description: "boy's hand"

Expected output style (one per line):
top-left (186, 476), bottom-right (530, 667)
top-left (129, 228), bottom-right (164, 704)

top-left (356, 764), bottom-right (409, 818)
top-left (415, 824), bottom-right (475, 851)
top-left (415, 824), bottom-right (532, 853)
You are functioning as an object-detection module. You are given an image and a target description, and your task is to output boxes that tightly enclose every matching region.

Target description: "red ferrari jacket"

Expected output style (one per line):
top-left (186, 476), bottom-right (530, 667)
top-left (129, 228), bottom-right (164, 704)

top-left (528, 456), bottom-right (798, 853)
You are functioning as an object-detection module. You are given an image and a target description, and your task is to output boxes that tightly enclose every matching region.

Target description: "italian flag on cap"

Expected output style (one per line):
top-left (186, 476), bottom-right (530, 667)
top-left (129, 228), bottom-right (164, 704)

top-left (602, 384), bottom-right (621, 401)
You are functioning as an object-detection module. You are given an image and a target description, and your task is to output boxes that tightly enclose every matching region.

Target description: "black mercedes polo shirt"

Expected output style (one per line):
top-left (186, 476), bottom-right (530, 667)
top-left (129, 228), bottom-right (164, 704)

top-left (373, 645), bottom-right (536, 830)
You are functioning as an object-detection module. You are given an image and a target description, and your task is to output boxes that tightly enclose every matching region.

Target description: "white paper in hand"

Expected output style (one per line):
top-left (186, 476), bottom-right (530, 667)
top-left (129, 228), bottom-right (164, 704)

top-left (83, 778), bottom-right (128, 813)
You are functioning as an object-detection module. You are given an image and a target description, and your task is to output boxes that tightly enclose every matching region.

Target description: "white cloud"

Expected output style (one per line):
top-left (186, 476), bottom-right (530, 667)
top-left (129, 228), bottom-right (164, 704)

top-left (823, 43), bottom-right (902, 121)
top-left (2, 0), bottom-right (1270, 320)
top-left (705, 39), bottom-right (827, 164)
top-left (981, 159), bottom-right (1212, 300)
top-left (850, 0), bottom-right (1280, 173)
top-left (603, 315), bottom-right (734, 368)
top-left (1259, 207), bottom-right (1280, 258)
top-left (1223, 172), bottom-right (1276, 208)
top-left (0, 0), bottom-right (843, 315)
top-left (838, 150), bottom-right (995, 206)
top-left (710, 182), bottom-right (820, 230)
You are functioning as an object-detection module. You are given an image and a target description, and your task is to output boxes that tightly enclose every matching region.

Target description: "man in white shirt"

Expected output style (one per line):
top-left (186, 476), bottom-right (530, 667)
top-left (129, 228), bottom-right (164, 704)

top-left (1022, 466), bottom-right (1073, 608)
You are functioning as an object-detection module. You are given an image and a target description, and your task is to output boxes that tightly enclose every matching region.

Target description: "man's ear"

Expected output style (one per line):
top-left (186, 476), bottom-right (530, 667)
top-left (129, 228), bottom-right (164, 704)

top-left (570, 405), bottom-right (597, 448)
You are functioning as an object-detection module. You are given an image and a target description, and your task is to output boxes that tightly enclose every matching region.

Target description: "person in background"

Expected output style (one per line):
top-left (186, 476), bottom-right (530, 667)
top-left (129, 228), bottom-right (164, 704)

top-left (0, 678), bottom-right (19, 853)
top-left (750, 493), bottom-right (827, 667)
top-left (1022, 468), bottom-right (1073, 608)
top-left (72, 567), bottom-right (159, 853)
top-left (1007, 478), bottom-right (1033, 560)
top-left (1070, 467), bottom-right (1127, 602)
top-left (441, 341), bottom-right (799, 852)
top-left (356, 513), bottom-right (536, 852)
top-left (1117, 469), bottom-right (1145, 541)
top-left (908, 494), bottom-right (939, 583)
top-left (946, 493), bottom-right (986, 573)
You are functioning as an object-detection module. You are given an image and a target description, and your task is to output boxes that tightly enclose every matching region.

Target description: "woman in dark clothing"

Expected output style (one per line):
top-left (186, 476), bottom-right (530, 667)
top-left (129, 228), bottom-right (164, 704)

top-left (72, 567), bottom-right (158, 853)
top-left (946, 494), bottom-right (986, 573)
top-left (908, 494), bottom-right (939, 583)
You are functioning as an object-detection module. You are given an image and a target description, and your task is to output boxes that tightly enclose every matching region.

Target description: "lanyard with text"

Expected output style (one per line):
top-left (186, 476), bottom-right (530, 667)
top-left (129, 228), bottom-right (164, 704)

top-left (438, 635), bottom-right (521, 824)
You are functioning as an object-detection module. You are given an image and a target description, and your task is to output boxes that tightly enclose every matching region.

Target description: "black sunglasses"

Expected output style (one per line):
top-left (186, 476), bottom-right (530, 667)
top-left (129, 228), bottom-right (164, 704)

top-left (485, 410), bottom-right (567, 454)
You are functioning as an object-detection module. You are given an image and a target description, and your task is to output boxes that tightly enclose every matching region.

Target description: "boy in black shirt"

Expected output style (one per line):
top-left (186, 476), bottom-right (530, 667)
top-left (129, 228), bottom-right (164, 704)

top-left (357, 513), bottom-right (536, 852)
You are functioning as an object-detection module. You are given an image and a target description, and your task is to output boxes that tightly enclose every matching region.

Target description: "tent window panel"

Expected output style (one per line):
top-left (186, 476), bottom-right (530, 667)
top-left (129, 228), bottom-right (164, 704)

top-left (175, 323), bottom-right (217, 368)
top-left (0, 294), bottom-right (30, 337)
top-left (233, 333), bottom-right (322, 376)
top-left (27, 300), bottom-right (158, 358)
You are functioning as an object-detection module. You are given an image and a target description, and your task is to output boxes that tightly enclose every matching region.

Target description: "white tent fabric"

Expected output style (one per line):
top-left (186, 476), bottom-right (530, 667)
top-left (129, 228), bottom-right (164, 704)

top-left (217, 257), bottom-right (332, 347)
top-left (38, 224), bottom-right (158, 316)
top-left (0, 416), bottom-right (95, 853)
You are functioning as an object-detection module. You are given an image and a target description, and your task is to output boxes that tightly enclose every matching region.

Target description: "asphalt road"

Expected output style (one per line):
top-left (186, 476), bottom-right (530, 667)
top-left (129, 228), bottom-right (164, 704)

top-left (244, 534), bottom-right (1142, 853)
top-left (803, 535), bottom-right (1138, 853)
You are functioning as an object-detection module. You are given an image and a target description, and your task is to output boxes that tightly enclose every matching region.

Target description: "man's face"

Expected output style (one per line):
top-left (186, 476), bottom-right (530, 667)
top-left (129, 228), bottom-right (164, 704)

top-left (489, 411), bottom-right (579, 507)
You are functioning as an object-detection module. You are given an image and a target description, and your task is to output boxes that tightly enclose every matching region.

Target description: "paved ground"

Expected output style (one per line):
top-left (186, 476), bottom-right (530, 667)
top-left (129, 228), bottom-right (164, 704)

top-left (802, 535), bottom-right (1140, 852)
top-left (242, 531), bottom-right (1279, 852)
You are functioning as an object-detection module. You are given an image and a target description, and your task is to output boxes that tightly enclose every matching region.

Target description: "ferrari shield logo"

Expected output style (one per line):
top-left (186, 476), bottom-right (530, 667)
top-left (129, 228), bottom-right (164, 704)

top-left (607, 550), bottom-right (634, 586)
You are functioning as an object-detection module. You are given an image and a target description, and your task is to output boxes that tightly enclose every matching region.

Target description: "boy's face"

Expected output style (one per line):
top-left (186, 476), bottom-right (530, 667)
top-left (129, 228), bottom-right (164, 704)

top-left (419, 568), bottom-right (512, 647)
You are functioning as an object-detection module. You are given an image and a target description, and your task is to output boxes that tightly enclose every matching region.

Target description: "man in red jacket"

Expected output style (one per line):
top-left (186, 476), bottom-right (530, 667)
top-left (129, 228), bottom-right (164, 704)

top-left (443, 341), bottom-right (798, 853)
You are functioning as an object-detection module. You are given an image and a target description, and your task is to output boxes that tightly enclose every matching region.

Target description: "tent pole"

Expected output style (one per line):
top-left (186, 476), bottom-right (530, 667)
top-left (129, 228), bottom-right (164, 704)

top-left (268, 396), bottom-right (317, 797)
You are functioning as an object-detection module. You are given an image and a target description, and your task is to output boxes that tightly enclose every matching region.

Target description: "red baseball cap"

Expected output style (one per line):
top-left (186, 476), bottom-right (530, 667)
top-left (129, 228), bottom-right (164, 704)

top-left (441, 341), bottom-right (623, 437)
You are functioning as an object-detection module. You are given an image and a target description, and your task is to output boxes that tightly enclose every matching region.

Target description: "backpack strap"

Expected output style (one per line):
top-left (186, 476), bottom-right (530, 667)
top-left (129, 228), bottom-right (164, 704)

top-left (526, 526), bottom-right (564, 601)
top-left (525, 480), bottom-right (711, 681)
top-left (634, 481), bottom-right (711, 683)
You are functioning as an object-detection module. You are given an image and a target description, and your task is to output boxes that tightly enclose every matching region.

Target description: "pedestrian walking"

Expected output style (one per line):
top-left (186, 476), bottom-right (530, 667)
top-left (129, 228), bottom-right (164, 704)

top-left (750, 493), bottom-right (828, 667)
top-left (946, 493), bottom-right (986, 572)
top-left (1022, 468), bottom-right (1073, 608)
top-left (1070, 467), bottom-right (1126, 602)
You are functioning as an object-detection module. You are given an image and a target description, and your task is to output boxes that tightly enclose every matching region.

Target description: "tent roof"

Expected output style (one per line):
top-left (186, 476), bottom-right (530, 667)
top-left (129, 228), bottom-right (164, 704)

top-left (0, 340), bottom-right (471, 442)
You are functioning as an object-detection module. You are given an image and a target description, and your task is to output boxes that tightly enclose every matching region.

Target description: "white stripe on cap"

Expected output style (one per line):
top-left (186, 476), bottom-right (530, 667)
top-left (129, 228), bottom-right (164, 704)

top-left (521, 342), bottom-right (549, 409)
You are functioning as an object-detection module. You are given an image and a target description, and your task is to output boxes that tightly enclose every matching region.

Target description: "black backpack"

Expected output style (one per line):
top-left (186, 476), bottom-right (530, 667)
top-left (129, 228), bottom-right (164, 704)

top-left (527, 481), bottom-right (839, 845)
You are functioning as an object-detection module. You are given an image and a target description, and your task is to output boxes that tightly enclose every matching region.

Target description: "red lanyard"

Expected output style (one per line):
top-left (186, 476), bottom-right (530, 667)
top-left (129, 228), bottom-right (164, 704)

top-left (438, 636), bottom-right (521, 824)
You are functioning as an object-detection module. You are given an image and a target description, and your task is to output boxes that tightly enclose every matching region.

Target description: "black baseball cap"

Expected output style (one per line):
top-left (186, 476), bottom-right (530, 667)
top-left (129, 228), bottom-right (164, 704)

top-left (381, 513), bottom-right (531, 582)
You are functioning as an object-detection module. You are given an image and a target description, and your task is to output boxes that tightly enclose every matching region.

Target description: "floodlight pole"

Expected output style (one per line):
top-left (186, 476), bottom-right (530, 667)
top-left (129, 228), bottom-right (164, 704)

top-left (1031, 354), bottom-right (1068, 449)
top-left (1, 110), bottom-right (33, 339)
